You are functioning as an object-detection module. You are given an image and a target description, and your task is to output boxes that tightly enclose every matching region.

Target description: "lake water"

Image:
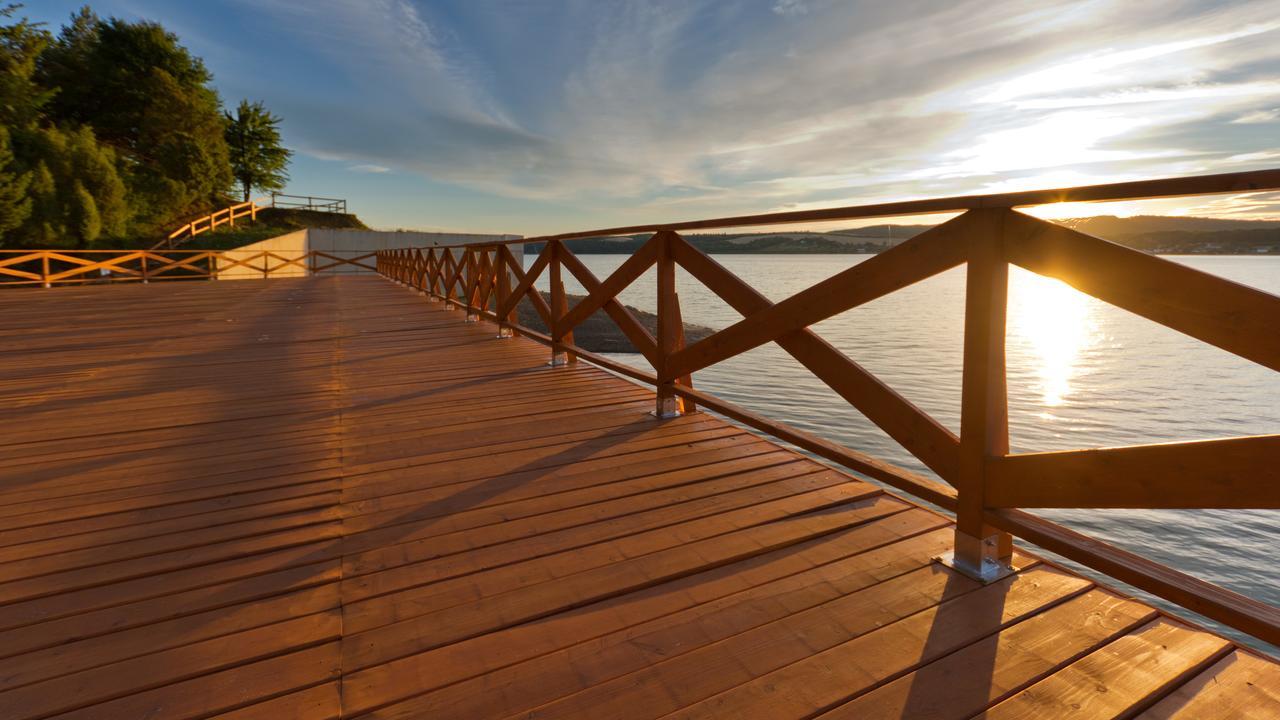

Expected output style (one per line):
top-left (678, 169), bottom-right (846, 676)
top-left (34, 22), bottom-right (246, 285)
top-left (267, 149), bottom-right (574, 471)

top-left (527, 252), bottom-right (1280, 652)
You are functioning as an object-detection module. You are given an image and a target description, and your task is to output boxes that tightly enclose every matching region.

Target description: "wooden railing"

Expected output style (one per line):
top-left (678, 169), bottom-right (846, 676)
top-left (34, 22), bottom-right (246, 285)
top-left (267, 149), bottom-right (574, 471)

top-left (376, 168), bottom-right (1280, 647)
top-left (0, 249), bottom-right (377, 286)
top-left (269, 193), bottom-right (347, 214)
top-left (161, 199), bottom-right (270, 248)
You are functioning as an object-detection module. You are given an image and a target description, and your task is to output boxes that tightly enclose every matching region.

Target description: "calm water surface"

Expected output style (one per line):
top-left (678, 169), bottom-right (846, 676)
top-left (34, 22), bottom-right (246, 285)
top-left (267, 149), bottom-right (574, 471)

top-left (528, 253), bottom-right (1280, 650)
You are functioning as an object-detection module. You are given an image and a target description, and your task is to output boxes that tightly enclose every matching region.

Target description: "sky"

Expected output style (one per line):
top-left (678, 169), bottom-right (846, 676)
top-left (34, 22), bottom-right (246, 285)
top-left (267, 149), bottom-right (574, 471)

top-left (24, 0), bottom-right (1280, 235)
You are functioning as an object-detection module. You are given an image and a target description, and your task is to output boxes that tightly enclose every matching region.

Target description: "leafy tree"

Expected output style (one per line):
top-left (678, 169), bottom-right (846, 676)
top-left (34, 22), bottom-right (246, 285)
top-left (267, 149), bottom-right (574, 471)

top-left (67, 180), bottom-right (99, 244)
top-left (0, 3), bottom-right (52, 127)
top-left (37, 7), bottom-right (232, 230)
top-left (10, 124), bottom-right (126, 247)
top-left (225, 99), bottom-right (292, 201)
top-left (0, 126), bottom-right (32, 237)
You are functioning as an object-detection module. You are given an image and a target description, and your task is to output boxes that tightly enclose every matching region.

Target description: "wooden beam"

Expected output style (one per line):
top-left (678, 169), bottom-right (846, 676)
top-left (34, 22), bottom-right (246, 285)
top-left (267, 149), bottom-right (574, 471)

top-left (987, 508), bottom-right (1280, 647)
top-left (953, 208), bottom-right (1012, 572)
top-left (665, 211), bottom-right (973, 380)
top-left (987, 435), bottom-right (1280, 509)
top-left (496, 243), bottom-right (552, 320)
top-left (1004, 211), bottom-right (1280, 372)
top-left (556, 236), bottom-right (661, 365)
top-left (668, 234), bottom-right (960, 482)
top-left (438, 168), bottom-right (1280, 249)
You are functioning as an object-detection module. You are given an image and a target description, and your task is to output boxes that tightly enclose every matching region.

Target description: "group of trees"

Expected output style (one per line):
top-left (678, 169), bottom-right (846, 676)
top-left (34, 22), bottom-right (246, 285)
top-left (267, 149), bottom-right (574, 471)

top-left (0, 4), bottom-right (292, 247)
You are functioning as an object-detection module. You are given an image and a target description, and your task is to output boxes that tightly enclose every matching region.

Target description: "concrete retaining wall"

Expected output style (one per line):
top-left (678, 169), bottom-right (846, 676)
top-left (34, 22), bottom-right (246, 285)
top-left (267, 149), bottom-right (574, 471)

top-left (216, 229), bottom-right (522, 280)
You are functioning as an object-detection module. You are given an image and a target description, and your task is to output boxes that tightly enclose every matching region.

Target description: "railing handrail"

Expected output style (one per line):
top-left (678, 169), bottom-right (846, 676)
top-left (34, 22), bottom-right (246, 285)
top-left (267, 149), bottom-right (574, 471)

top-left (269, 192), bottom-right (348, 213)
top-left (0, 249), bottom-right (377, 286)
top-left (372, 169), bottom-right (1280, 649)
top-left (160, 197), bottom-right (271, 248)
top-left (428, 168), bottom-right (1280, 248)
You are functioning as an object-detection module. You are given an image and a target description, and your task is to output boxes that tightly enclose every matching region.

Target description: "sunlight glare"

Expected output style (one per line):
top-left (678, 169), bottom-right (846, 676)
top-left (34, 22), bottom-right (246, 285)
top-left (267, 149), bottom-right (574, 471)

top-left (1009, 269), bottom-right (1096, 406)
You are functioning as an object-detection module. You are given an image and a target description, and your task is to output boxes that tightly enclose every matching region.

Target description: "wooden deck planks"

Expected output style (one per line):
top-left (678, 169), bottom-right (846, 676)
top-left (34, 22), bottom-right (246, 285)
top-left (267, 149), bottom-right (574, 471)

top-left (0, 275), bottom-right (1275, 719)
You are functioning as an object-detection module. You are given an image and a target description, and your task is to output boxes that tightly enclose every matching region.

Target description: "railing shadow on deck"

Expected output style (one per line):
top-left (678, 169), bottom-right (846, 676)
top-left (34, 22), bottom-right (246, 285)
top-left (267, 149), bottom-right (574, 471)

top-left (375, 168), bottom-right (1280, 650)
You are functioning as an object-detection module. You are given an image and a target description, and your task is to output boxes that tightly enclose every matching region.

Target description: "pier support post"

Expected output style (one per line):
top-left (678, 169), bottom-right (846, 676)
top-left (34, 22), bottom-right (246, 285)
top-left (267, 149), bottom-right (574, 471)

top-left (548, 242), bottom-right (575, 366)
top-left (938, 209), bottom-right (1014, 582)
top-left (654, 232), bottom-right (693, 418)
top-left (496, 248), bottom-right (515, 339)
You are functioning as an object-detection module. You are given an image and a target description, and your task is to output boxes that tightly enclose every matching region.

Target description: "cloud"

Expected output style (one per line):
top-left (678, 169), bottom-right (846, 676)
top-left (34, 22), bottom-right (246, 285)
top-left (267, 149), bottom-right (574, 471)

top-left (772, 0), bottom-right (808, 17)
top-left (1233, 108), bottom-right (1280, 124)
top-left (229, 0), bottom-right (1280, 223)
top-left (348, 164), bottom-right (390, 174)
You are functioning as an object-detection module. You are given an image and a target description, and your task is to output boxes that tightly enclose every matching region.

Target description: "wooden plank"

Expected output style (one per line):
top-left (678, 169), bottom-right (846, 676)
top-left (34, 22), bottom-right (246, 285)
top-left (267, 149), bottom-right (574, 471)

top-left (817, 589), bottom-right (1156, 719)
top-left (1, 272), bottom-right (1275, 720)
top-left (987, 435), bottom-right (1280, 509)
top-left (1139, 650), bottom-right (1280, 719)
top-left (660, 565), bottom-right (1092, 719)
top-left (976, 618), bottom-right (1232, 719)
top-left (346, 510), bottom-right (954, 717)
top-left (987, 508), bottom-right (1280, 648)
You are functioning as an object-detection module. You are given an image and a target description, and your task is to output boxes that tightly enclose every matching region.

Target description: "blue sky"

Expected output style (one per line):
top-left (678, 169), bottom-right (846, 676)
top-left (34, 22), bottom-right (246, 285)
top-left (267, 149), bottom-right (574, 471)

top-left (24, 0), bottom-right (1280, 234)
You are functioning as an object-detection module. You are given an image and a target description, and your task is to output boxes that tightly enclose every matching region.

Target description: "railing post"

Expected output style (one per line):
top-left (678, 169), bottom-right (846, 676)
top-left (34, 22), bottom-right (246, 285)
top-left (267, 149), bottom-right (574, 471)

top-left (41, 253), bottom-right (50, 288)
top-left (425, 248), bottom-right (439, 301)
top-left (496, 247), bottom-right (515, 338)
top-left (141, 253), bottom-right (149, 284)
top-left (941, 209), bottom-right (1014, 582)
top-left (548, 242), bottom-right (575, 366)
top-left (654, 232), bottom-right (692, 417)
top-left (464, 248), bottom-right (481, 322)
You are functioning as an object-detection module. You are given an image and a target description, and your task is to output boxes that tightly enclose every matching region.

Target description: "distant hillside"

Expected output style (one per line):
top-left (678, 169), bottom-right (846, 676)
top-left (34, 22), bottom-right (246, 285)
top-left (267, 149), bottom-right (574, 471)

top-left (526, 216), bottom-right (1280, 255)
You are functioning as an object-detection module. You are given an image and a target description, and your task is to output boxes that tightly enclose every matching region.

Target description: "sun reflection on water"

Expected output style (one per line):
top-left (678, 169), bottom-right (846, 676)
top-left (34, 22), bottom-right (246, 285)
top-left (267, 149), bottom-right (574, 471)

top-left (1009, 268), bottom-right (1096, 406)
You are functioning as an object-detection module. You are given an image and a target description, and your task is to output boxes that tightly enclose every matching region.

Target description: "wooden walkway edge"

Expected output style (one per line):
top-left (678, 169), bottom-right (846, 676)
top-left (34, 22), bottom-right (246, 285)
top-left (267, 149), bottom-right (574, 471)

top-left (0, 275), bottom-right (1276, 719)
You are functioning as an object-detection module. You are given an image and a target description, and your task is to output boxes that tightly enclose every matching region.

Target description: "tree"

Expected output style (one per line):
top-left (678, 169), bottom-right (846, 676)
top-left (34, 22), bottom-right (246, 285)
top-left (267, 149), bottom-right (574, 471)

top-left (12, 124), bottom-right (127, 247)
top-left (0, 126), bottom-right (32, 238)
top-left (225, 100), bottom-right (291, 201)
top-left (37, 8), bottom-right (232, 231)
top-left (0, 3), bottom-right (53, 128)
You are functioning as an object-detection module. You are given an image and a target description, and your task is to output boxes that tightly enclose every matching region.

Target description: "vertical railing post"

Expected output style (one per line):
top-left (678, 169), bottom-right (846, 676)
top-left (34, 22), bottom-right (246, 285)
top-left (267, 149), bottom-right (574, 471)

top-left (465, 248), bottom-right (481, 322)
top-left (942, 208), bottom-right (1014, 582)
top-left (548, 242), bottom-right (575, 366)
top-left (415, 249), bottom-right (427, 294)
top-left (140, 253), bottom-right (149, 284)
top-left (496, 246), bottom-right (515, 339)
top-left (41, 253), bottom-right (50, 288)
top-left (654, 231), bottom-right (691, 417)
top-left (425, 248), bottom-right (440, 301)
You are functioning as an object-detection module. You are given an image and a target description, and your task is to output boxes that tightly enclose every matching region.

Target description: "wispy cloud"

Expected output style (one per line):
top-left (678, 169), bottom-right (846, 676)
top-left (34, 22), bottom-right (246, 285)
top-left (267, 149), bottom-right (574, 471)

top-left (70, 0), bottom-right (1280, 229)
top-left (348, 164), bottom-right (391, 174)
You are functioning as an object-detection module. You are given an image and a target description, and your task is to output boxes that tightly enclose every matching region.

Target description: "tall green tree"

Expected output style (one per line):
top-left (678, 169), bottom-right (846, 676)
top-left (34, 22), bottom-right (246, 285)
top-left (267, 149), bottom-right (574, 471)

top-left (37, 7), bottom-right (232, 231)
top-left (0, 126), bottom-right (32, 237)
top-left (0, 3), bottom-right (52, 128)
top-left (14, 124), bottom-right (127, 247)
top-left (225, 99), bottom-right (292, 202)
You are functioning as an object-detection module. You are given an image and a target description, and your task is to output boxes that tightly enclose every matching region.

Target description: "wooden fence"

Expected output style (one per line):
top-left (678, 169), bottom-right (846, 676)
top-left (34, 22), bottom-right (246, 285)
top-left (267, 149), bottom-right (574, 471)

top-left (161, 199), bottom-right (270, 247)
top-left (0, 249), bottom-right (377, 286)
top-left (269, 193), bottom-right (347, 213)
top-left (376, 168), bottom-right (1280, 647)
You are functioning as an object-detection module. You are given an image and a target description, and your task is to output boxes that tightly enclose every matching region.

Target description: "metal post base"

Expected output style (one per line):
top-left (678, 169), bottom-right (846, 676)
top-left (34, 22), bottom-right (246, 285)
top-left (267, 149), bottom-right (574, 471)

top-left (934, 532), bottom-right (1015, 584)
top-left (464, 313), bottom-right (480, 323)
top-left (496, 326), bottom-right (514, 339)
top-left (547, 352), bottom-right (570, 366)
top-left (651, 396), bottom-right (683, 419)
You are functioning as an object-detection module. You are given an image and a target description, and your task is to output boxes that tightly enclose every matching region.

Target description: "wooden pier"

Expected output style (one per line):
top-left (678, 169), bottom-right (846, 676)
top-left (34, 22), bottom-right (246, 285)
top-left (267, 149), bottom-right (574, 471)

top-left (2, 171), bottom-right (1279, 718)
top-left (0, 275), bottom-right (1273, 719)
